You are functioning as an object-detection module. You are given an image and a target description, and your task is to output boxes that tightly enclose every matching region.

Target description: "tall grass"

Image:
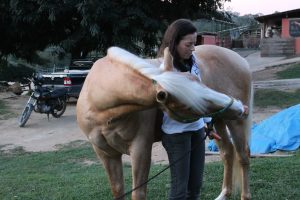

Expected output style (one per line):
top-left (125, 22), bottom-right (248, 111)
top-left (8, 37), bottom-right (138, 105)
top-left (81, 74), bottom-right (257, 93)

top-left (0, 142), bottom-right (299, 200)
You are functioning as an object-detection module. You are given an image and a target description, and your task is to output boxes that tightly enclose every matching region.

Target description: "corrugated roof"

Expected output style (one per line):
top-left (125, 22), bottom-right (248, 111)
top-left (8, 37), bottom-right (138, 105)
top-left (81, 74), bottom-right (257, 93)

top-left (255, 8), bottom-right (300, 22)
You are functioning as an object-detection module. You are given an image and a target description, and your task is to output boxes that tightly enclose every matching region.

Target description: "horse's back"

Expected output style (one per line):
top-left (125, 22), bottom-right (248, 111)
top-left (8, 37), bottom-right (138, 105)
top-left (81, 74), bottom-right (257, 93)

top-left (195, 45), bottom-right (251, 103)
top-left (195, 45), bottom-right (249, 69)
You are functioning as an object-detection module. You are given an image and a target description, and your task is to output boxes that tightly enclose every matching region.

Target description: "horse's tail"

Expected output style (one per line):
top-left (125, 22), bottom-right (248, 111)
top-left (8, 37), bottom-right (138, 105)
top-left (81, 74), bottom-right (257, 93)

top-left (232, 82), bottom-right (253, 194)
top-left (244, 81), bottom-right (253, 152)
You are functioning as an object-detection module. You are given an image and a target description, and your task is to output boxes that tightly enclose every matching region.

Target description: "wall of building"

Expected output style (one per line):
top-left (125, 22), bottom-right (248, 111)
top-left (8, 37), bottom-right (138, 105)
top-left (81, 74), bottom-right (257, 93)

top-left (197, 35), bottom-right (217, 45)
top-left (281, 18), bottom-right (290, 38)
top-left (281, 18), bottom-right (300, 55)
top-left (260, 38), bottom-right (295, 57)
top-left (202, 35), bottom-right (216, 45)
top-left (296, 38), bottom-right (300, 55)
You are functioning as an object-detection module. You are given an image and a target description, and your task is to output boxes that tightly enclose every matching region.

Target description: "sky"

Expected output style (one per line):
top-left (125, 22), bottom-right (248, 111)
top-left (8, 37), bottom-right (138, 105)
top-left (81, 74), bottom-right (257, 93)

top-left (222, 0), bottom-right (300, 16)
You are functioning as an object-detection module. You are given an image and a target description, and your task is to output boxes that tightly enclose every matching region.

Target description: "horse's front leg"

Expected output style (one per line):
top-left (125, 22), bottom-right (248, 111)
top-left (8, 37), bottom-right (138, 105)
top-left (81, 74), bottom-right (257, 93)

top-left (92, 144), bottom-right (125, 199)
top-left (214, 120), bottom-right (235, 200)
top-left (130, 141), bottom-right (153, 200)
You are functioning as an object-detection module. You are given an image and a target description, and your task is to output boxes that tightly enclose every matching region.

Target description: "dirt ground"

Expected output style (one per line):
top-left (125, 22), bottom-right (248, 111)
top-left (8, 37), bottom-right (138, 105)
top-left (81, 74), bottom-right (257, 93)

top-left (0, 67), bottom-right (286, 164)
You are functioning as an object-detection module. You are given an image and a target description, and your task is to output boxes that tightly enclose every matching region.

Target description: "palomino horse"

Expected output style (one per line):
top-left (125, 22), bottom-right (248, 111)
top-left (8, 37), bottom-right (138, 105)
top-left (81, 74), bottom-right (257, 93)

top-left (76, 45), bottom-right (252, 200)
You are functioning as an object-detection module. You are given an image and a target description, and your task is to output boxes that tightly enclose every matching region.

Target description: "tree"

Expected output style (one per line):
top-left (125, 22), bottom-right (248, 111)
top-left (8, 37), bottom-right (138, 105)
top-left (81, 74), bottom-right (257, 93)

top-left (226, 11), bottom-right (260, 30)
top-left (0, 0), bottom-right (230, 61)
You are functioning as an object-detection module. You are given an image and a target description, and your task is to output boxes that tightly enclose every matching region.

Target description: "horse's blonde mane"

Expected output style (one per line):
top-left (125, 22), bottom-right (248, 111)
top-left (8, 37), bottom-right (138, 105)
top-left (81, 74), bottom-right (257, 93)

top-left (152, 72), bottom-right (235, 113)
top-left (107, 47), bottom-right (235, 113)
top-left (107, 47), bottom-right (162, 77)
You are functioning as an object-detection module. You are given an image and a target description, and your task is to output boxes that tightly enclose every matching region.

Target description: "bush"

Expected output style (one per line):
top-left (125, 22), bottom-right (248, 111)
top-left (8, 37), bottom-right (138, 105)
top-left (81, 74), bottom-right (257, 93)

top-left (0, 59), bottom-right (35, 83)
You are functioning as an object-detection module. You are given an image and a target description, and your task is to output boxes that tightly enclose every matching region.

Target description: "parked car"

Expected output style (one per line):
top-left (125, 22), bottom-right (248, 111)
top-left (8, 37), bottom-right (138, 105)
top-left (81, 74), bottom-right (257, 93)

top-left (42, 59), bottom-right (95, 98)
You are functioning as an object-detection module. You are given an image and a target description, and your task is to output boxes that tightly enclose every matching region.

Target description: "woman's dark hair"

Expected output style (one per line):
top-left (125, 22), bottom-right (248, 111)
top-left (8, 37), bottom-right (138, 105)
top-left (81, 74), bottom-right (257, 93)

top-left (157, 19), bottom-right (197, 72)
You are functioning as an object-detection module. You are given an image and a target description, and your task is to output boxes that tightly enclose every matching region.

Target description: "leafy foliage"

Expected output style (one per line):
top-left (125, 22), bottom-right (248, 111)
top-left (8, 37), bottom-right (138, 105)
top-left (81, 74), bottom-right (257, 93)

top-left (0, 59), bottom-right (35, 82)
top-left (0, 0), bottom-right (230, 60)
top-left (226, 11), bottom-right (260, 30)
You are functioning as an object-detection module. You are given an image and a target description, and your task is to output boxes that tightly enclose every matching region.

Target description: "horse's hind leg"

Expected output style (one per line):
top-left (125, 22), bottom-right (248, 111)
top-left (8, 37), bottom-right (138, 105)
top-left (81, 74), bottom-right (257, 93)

top-left (92, 144), bottom-right (125, 199)
top-left (227, 120), bottom-right (251, 200)
top-left (214, 120), bottom-right (235, 200)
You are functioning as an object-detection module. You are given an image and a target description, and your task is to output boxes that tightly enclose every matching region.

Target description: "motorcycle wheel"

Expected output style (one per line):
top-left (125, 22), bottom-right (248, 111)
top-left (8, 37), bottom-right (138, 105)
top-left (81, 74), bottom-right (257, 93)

top-left (19, 103), bottom-right (33, 127)
top-left (51, 98), bottom-right (67, 118)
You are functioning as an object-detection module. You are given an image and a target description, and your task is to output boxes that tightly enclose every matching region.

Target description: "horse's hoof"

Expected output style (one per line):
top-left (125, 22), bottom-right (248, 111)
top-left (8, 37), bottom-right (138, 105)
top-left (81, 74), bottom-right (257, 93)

top-left (215, 189), bottom-right (229, 200)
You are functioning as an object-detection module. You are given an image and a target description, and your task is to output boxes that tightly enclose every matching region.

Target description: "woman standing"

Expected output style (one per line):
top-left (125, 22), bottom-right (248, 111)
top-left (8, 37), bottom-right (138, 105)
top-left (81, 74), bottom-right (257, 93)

top-left (157, 19), bottom-right (211, 200)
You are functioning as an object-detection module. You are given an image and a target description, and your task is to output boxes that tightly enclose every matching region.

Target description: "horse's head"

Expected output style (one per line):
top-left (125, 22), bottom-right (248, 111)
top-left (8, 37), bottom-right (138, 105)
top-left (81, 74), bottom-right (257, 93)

top-left (152, 71), bottom-right (248, 122)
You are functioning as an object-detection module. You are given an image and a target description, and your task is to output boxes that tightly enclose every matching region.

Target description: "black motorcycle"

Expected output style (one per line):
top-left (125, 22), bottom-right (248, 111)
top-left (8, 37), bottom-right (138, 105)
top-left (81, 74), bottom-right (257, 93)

top-left (18, 75), bottom-right (68, 127)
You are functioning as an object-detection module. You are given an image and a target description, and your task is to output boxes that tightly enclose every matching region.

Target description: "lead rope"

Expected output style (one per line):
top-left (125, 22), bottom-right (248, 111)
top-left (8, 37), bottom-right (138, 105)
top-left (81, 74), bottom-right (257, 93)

top-left (114, 127), bottom-right (217, 200)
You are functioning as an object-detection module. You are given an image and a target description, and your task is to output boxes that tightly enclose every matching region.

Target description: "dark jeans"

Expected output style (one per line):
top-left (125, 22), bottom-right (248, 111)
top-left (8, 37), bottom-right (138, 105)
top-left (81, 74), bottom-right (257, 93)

top-left (162, 128), bottom-right (205, 200)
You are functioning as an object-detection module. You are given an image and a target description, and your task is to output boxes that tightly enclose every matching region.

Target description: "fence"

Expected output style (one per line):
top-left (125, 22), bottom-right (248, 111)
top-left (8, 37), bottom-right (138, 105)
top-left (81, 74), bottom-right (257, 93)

top-left (216, 27), bottom-right (261, 49)
top-left (194, 19), bottom-right (261, 49)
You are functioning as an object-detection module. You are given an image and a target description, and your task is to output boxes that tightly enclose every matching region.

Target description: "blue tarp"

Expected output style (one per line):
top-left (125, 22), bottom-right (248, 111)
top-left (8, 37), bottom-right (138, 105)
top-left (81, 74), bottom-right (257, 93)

top-left (208, 104), bottom-right (300, 154)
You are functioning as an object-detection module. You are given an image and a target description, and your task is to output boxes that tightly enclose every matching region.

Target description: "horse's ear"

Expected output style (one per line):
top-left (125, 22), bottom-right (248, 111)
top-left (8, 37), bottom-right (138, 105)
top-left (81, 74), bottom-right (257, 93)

top-left (163, 47), bottom-right (174, 71)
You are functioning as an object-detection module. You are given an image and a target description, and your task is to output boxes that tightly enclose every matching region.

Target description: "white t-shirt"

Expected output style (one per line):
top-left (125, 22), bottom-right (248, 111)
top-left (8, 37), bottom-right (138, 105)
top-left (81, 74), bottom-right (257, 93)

top-left (160, 56), bottom-right (211, 134)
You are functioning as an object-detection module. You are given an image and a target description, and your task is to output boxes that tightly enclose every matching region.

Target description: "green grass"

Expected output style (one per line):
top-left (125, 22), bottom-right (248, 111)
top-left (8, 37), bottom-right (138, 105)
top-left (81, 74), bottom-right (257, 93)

top-left (254, 89), bottom-right (300, 108)
top-left (254, 63), bottom-right (300, 108)
top-left (0, 142), bottom-right (299, 200)
top-left (276, 63), bottom-right (300, 79)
